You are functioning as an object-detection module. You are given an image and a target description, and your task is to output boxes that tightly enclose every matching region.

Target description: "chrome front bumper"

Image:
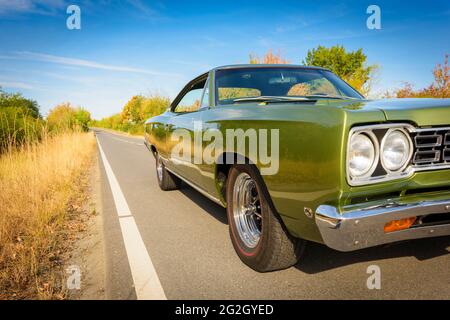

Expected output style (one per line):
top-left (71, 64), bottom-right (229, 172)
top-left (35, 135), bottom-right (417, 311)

top-left (315, 199), bottom-right (450, 252)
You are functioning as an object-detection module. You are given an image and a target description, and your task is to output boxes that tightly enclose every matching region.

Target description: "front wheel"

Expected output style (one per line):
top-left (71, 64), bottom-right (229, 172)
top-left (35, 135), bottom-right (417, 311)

top-left (155, 154), bottom-right (181, 191)
top-left (226, 165), bottom-right (305, 272)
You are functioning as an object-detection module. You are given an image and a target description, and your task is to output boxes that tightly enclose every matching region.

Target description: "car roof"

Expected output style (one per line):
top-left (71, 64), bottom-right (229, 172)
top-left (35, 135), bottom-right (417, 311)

top-left (211, 64), bottom-right (331, 72)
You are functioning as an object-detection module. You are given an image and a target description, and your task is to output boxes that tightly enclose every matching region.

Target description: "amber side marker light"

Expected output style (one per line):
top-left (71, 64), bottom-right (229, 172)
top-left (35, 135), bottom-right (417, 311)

top-left (384, 217), bottom-right (417, 233)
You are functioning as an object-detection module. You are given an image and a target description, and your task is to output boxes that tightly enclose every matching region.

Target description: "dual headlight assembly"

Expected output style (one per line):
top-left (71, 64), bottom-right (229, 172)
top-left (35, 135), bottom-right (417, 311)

top-left (347, 124), bottom-right (414, 186)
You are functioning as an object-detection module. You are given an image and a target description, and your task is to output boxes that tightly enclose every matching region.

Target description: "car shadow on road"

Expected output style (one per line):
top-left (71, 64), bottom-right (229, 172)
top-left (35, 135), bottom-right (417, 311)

top-left (178, 183), bottom-right (228, 225)
top-left (296, 236), bottom-right (450, 274)
top-left (178, 184), bottom-right (449, 274)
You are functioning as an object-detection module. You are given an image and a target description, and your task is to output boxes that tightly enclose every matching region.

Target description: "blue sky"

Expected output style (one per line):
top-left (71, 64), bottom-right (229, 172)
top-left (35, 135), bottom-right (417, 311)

top-left (0, 0), bottom-right (449, 119)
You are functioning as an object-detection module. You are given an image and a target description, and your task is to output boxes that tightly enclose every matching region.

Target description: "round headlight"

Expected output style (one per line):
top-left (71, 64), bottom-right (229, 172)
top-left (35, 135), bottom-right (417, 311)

top-left (381, 129), bottom-right (412, 172)
top-left (348, 132), bottom-right (378, 178)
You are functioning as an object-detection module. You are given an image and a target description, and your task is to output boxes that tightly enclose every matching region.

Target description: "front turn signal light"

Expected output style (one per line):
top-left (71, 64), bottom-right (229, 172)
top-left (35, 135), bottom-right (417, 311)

top-left (384, 217), bottom-right (416, 233)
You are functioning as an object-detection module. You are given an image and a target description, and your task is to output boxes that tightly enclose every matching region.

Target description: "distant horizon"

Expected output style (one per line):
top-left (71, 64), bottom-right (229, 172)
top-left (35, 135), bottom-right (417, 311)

top-left (0, 0), bottom-right (449, 119)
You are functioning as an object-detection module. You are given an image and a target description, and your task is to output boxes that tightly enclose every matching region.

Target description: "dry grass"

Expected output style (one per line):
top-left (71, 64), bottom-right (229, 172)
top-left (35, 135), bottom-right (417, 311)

top-left (0, 131), bottom-right (96, 299)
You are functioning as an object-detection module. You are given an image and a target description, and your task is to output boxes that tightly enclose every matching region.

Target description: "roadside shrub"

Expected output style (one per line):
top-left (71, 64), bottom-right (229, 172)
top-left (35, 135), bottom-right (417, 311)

top-left (47, 103), bottom-right (91, 133)
top-left (0, 90), bottom-right (44, 152)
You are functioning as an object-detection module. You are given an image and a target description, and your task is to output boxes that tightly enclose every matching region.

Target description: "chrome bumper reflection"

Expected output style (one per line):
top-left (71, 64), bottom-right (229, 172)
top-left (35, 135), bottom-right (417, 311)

top-left (315, 199), bottom-right (450, 252)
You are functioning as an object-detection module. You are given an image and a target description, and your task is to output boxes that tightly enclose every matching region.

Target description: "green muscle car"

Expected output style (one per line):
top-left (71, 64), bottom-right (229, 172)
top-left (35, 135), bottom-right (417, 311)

top-left (144, 64), bottom-right (450, 272)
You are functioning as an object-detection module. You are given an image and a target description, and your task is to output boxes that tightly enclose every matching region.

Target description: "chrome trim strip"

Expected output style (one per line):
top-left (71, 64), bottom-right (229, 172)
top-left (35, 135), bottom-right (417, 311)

top-left (444, 148), bottom-right (450, 161)
top-left (413, 150), bottom-right (441, 164)
top-left (165, 166), bottom-right (224, 206)
top-left (414, 163), bottom-right (450, 171)
top-left (414, 134), bottom-right (442, 148)
top-left (415, 126), bottom-right (450, 132)
top-left (348, 123), bottom-right (416, 132)
top-left (315, 199), bottom-right (450, 252)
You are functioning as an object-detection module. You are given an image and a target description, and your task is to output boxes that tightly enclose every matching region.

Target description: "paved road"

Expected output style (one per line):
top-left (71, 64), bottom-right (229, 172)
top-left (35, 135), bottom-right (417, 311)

top-left (94, 129), bottom-right (450, 300)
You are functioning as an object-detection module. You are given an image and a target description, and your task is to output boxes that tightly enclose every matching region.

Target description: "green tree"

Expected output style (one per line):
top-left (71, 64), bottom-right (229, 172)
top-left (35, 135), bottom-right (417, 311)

top-left (302, 45), bottom-right (378, 96)
top-left (95, 94), bottom-right (170, 135)
top-left (74, 108), bottom-right (92, 131)
top-left (0, 89), bottom-right (43, 150)
top-left (121, 95), bottom-right (169, 124)
top-left (121, 95), bottom-right (143, 123)
top-left (140, 95), bottom-right (170, 119)
top-left (47, 103), bottom-right (91, 132)
top-left (47, 103), bottom-right (76, 131)
top-left (0, 89), bottom-right (40, 118)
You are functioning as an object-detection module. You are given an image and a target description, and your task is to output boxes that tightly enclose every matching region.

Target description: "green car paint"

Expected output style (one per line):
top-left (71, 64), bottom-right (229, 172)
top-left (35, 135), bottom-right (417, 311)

top-left (144, 66), bottom-right (450, 246)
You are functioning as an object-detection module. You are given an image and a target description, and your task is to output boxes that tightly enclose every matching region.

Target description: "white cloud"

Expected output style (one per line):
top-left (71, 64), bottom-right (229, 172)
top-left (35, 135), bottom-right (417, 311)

top-left (1, 51), bottom-right (180, 77)
top-left (0, 0), bottom-right (66, 15)
top-left (0, 81), bottom-right (33, 89)
top-left (202, 36), bottom-right (226, 48)
top-left (126, 0), bottom-right (156, 17)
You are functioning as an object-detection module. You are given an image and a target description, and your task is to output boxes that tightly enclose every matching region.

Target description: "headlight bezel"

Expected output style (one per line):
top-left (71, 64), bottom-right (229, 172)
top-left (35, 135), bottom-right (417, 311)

top-left (346, 123), bottom-right (415, 186)
top-left (347, 131), bottom-right (379, 179)
top-left (380, 128), bottom-right (414, 173)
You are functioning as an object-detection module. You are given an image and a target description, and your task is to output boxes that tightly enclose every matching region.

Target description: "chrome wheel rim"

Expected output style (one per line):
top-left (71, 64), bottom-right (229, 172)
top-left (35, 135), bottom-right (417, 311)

top-left (232, 172), bottom-right (262, 248)
top-left (156, 156), bottom-right (163, 181)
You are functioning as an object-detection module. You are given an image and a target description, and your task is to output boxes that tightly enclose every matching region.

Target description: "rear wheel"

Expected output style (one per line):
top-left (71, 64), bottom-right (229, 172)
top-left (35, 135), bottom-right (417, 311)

top-left (226, 165), bottom-right (305, 272)
top-left (155, 154), bottom-right (181, 191)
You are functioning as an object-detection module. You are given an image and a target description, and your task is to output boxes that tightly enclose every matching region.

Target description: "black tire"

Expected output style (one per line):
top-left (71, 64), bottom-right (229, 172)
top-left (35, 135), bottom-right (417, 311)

top-left (226, 164), bottom-right (305, 272)
top-left (155, 154), bottom-right (181, 191)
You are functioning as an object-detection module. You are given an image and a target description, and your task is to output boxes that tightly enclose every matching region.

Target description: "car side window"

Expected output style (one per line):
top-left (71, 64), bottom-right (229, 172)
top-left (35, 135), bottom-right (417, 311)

top-left (173, 88), bottom-right (203, 113)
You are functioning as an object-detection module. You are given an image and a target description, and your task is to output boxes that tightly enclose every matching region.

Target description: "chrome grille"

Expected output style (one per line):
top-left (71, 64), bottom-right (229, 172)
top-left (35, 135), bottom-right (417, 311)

top-left (412, 128), bottom-right (450, 167)
top-left (444, 146), bottom-right (450, 161)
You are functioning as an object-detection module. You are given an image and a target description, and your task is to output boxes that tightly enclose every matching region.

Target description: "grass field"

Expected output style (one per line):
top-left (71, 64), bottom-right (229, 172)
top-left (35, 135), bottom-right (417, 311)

top-left (0, 131), bottom-right (96, 299)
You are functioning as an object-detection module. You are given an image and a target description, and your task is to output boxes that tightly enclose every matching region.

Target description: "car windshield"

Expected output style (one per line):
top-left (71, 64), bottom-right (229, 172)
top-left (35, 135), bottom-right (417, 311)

top-left (215, 67), bottom-right (364, 105)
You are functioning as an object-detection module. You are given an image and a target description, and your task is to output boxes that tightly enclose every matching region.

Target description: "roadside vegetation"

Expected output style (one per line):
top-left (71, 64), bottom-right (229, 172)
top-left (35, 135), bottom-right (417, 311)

top-left (91, 94), bottom-right (170, 135)
top-left (0, 90), bottom-right (44, 152)
top-left (0, 91), bottom-right (95, 299)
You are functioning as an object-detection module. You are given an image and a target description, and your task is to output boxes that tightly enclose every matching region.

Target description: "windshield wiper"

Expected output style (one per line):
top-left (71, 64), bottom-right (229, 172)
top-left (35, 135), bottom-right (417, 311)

top-left (232, 96), bottom-right (313, 103)
top-left (304, 94), bottom-right (360, 100)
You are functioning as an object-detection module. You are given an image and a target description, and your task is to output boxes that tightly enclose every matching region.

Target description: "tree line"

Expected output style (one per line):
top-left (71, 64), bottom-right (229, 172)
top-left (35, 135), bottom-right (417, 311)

top-left (91, 94), bottom-right (170, 135)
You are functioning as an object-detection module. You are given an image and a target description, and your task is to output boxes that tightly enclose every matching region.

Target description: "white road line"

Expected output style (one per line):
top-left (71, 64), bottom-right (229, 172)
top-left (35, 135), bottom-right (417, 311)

top-left (96, 129), bottom-right (144, 145)
top-left (97, 142), bottom-right (131, 217)
top-left (110, 136), bottom-right (144, 146)
top-left (97, 138), bottom-right (167, 300)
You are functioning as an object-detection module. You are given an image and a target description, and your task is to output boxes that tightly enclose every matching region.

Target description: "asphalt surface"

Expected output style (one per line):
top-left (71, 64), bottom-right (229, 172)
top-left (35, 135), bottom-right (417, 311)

top-left (95, 129), bottom-right (450, 300)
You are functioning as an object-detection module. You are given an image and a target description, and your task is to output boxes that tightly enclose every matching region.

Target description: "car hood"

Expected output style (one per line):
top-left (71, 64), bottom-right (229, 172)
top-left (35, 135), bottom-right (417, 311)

top-left (335, 98), bottom-right (450, 127)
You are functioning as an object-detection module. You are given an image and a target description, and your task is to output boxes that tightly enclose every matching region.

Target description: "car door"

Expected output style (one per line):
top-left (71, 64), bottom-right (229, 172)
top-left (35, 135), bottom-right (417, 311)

top-left (165, 74), bottom-right (209, 187)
